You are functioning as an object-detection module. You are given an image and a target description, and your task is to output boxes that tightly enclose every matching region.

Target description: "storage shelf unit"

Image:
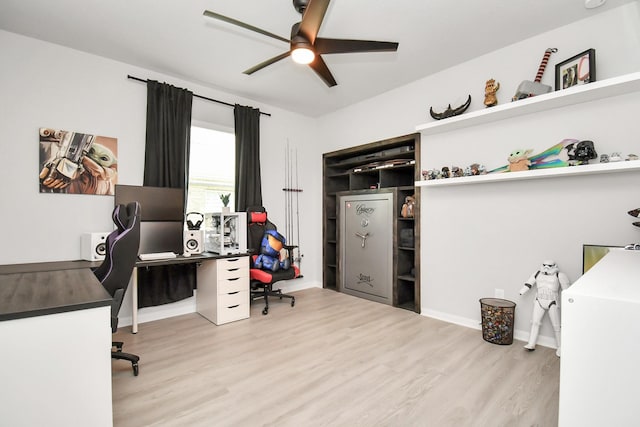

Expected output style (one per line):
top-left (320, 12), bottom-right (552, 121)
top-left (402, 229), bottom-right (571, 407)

top-left (415, 72), bottom-right (640, 136)
top-left (414, 72), bottom-right (640, 188)
top-left (416, 160), bottom-right (640, 187)
top-left (323, 133), bottom-right (420, 312)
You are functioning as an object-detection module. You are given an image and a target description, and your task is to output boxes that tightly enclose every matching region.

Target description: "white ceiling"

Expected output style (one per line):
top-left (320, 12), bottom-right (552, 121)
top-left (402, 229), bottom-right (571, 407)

top-left (0, 0), bottom-right (634, 117)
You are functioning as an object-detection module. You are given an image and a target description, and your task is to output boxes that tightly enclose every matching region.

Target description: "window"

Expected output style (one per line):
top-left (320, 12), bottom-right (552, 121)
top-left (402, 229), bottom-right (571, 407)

top-left (187, 126), bottom-right (235, 214)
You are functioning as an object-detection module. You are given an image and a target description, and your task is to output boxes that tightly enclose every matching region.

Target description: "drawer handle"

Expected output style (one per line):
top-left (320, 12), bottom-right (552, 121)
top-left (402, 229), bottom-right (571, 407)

top-left (228, 277), bottom-right (239, 281)
top-left (227, 268), bottom-right (239, 272)
top-left (228, 304), bottom-right (239, 309)
top-left (228, 291), bottom-right (239, 295)
top-left (227, 258), bottom-right (239, 262)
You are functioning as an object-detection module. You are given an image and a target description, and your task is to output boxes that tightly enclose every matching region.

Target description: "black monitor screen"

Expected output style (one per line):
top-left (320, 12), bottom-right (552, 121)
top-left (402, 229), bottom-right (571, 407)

top-left (115, 184), bottom-right (184, 221)
top-left (138, 221), bottom-right (184, 254)
top-left (115, 184), bottom-right (185, 254)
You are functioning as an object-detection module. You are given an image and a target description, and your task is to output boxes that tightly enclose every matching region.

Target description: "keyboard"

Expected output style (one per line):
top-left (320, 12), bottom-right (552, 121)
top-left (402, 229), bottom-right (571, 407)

top-left (138, 252), bottom-right (177, 261)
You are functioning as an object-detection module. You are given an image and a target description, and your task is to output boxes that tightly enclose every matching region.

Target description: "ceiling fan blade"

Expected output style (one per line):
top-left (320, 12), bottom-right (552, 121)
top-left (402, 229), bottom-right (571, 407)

top-left (309, 55), bottom-right (337, 87)
top-left (298, 0), bottom-right (330, 44)
top-left (203, 10), bottom-right (290, 44)
top-left (314, 38), bottom-right (399, 55)
top-left (243, 51), bottom-right (291, 75)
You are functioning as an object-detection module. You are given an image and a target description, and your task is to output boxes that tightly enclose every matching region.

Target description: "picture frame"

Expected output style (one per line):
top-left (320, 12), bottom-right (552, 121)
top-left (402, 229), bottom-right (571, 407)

top-left (555, 48), bottom-right (596, 91)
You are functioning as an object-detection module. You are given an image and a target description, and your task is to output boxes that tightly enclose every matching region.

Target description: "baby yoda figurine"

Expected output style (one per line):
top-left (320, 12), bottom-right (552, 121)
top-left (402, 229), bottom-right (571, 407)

top-left (507, 149), bottom-right (533, 172)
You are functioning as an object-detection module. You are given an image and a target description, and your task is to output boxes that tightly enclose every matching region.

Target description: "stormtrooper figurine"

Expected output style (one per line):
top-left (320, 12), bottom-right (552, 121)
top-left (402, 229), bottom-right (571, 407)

top-left (520, 260), bottom-right (570, 357)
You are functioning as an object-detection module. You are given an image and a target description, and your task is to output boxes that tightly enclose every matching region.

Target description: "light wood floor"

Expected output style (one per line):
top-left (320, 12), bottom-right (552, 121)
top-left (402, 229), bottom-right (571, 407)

top-left (112, 288), bottom-right (559, 427)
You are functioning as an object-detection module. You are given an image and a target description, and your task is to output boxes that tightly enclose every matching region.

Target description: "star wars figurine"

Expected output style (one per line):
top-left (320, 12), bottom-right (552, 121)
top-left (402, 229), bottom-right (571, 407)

top-left (507, 149), bottom-right (533, 172)
top-left (519, 260), bottom-right (570, 357)
top-left (563, 140), bottom-right (597, 166)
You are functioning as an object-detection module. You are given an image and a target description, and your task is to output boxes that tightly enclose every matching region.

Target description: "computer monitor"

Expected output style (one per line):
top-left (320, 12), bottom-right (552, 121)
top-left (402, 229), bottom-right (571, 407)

top-left (137, 222), bottom-right (184, 254)
top-left (114, 184), bottom-right (184, 221)
top-left (582, 244), bottom-right (622, 274)
top-left (115, 184), bottom-right (185, 254)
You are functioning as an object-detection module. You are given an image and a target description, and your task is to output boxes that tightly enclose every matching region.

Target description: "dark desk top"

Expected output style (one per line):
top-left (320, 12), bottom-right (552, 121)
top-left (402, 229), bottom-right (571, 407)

top-left (0, 259), bottom-right (101, 275)
top-left (0, 252), bottom-right (249, 322)
top-left (0, 268), bottom-right (111, 321)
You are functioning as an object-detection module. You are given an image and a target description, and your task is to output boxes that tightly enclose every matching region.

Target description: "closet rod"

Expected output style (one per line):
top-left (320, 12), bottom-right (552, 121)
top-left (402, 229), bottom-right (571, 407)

top-left (127, 74), bottom-right (271, 117)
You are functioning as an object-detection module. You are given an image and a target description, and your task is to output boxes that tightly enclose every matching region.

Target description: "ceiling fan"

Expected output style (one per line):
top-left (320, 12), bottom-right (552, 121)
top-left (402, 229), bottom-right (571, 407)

top-left (203, 0), bottom-right (399, 87)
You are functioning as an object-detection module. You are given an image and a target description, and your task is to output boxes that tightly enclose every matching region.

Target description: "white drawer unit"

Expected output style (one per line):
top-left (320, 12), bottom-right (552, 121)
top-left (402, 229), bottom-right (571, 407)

top-left (196, 256), bottom-right (249, 325)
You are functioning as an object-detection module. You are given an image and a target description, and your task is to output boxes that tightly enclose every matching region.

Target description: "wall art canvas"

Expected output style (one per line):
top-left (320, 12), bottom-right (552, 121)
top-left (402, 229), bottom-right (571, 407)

top-left (39, 127), bottom-right (118, 195)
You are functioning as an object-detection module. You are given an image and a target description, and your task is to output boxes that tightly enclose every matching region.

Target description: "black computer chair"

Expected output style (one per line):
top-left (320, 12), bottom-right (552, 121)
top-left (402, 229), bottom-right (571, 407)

top-left (247, 207), bottom-right (299, 315)
top-left (93, 201), bottom-right (141, 376)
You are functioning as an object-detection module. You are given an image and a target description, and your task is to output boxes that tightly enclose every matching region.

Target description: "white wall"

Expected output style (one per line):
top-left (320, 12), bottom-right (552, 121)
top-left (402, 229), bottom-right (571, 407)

top-left (2, 3), bottom-right (639, 341)
top-left (317, 3), bottom-right (640, 346)
top-left (0, 29), bottom-right (322, 324)
top-left (317, 3), bottom-right (640, 149)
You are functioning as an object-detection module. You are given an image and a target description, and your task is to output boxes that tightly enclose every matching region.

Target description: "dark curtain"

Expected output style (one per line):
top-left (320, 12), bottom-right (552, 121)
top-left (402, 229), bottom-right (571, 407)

top-left (234, 104), bottom-right (262, 211)
top-left (138, 80), bottom-right (196, 308)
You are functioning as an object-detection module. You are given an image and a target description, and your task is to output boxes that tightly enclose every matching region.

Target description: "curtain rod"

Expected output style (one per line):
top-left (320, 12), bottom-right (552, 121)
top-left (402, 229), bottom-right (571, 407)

top-left (127, 74), bottom-right (271, 117)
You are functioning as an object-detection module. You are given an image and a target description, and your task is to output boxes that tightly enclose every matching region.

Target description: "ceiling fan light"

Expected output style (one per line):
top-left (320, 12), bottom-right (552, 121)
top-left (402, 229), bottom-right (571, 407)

top-left (292, 47), bottom-right (315, 64)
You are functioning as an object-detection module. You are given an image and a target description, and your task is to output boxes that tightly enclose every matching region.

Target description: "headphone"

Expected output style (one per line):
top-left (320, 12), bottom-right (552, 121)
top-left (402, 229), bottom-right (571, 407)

top-left (185, 212), bottom-right (204, 230)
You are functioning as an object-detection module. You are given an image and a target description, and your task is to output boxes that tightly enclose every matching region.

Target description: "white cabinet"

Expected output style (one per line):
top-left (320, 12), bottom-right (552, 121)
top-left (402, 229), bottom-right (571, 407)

top-left (197, 256), bottom-right (249, 325)
top-left (559, 249), bottom-right (640, 426)
top-left (0, 306), bottom-right (113, 427)
top-left (0, 267), bottom-right (113, 426)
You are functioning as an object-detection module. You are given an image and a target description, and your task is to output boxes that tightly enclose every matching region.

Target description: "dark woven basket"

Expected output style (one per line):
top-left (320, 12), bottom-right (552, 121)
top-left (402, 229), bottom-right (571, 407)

top-left (480, 298), bottom-right (516, 345)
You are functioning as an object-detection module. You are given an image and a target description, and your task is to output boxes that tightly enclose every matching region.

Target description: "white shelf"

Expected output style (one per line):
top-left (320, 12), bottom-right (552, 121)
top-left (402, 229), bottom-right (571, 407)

top-left (415, 72), bottom-right (640, 136)
top-left (416, 160), bottom-right (640, 187)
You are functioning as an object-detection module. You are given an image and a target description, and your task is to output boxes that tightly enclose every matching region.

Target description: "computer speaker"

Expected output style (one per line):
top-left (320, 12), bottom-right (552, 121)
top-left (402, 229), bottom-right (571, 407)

top-left (184, 229), bottom-right (204, 255)
top-left (81, 232), bottom-right (110, 261)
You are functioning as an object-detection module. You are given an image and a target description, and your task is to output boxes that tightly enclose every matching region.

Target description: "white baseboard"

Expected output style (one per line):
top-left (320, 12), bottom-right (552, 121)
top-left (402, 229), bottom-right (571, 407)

top-left (119, 283), bottom-right (556, 349)
top-left (273, 280), bottom-right (321, 294)
top-left (118, 281), bottom-right (322, 328)
top-left (421, 308), bottom-right (557, 350)
top-left (118, 295), bottom-right (196, 327)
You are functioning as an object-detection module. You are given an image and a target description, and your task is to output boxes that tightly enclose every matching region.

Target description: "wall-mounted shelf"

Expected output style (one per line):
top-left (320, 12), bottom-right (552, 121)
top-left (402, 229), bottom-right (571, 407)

top-left (415, 72), bottom-right (640, 136)
top-left (416, 160), bottom-right (640, 187)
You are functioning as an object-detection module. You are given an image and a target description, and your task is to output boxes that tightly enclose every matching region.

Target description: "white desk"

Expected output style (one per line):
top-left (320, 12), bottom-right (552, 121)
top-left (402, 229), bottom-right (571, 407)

top-left (0, 264), bottom-right (113, 427)
top-left (131, 253), bottom-right (249, 332)
top-left (559, 249), bottom-right (640, 426)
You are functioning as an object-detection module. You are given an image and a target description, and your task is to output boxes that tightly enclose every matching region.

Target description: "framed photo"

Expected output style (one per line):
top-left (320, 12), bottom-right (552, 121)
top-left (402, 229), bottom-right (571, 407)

top-left (555, 48), bottom-right (596, 90)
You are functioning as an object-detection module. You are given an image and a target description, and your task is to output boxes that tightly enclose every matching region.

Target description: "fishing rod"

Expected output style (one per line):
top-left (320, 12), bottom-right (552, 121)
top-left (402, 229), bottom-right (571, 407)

top-left (295, 146), bottom-right (301, 265)
top-left (282, 140), bottom-right (303, 266)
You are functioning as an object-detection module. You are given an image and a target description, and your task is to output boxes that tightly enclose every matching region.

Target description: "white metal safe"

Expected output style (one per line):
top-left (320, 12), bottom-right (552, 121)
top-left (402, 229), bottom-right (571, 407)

top-left (338, 190), bottom-right (394, 305)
